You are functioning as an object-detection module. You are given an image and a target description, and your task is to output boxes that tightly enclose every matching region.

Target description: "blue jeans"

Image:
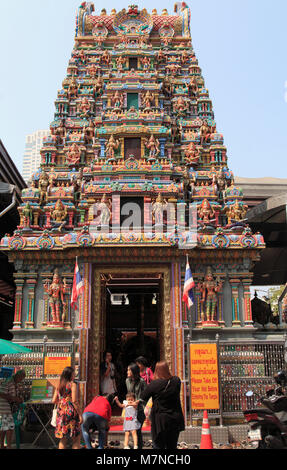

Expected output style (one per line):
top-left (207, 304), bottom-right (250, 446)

top-left (81, 412), bottom-right (108, 449)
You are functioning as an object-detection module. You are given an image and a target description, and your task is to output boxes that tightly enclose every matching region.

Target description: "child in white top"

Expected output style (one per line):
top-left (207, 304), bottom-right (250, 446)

top-left (114, 393), bottom-right (140, 449)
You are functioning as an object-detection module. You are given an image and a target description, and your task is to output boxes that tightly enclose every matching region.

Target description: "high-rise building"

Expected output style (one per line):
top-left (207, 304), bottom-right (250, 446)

top-left (22, 130), bottom-right (50, 182)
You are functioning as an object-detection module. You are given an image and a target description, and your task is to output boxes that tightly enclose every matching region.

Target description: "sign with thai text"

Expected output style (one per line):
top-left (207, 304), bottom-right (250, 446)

top-left (44, 356), bottom-right (71, 376)
top-left (190, 343), bottom-right (219, 410)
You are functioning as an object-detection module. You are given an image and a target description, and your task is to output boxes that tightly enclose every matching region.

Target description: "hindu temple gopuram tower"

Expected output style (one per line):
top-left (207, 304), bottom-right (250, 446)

top-left (4, 2), bottom-right (284, 420)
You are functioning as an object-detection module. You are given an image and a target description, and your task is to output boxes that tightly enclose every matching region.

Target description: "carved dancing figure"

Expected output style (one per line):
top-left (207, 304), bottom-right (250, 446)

top-left (67, 78), bottom-right (79, 100)
top-left (111, 91), bottom-right (124, 109)
top-left (199, 267), bottom-right (223, 323)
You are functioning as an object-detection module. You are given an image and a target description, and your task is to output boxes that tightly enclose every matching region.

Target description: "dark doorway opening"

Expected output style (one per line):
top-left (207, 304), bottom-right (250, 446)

top-left (129, 57), bottom-right (138, 70)
top-left (104, 275), bottom-right (161, 402)
top-left (124, 137), bottom-right (141, 160)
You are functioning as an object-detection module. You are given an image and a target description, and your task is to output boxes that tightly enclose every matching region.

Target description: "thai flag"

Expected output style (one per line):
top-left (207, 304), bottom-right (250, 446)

top-left (71, 259), bottom-right (84, 309)
top-left (182, 257), bottom-right (195, 309)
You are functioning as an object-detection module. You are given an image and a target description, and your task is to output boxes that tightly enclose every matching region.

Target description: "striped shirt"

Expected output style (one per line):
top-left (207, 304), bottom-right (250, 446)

top-left (0, 379), bottom-right (15, 415)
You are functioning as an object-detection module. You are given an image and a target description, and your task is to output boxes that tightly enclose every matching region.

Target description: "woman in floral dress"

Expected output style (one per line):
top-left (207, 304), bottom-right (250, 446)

top-left (52, 367), bottom-right (82, 449)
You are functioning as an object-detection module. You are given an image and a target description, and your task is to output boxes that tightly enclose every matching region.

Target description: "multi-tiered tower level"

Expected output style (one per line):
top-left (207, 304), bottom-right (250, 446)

top-left (3, 3), bottom-right (280, 419)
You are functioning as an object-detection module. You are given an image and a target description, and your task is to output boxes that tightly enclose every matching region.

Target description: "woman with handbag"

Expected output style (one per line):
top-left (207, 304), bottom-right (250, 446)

top-left (52, 366), bottom-right (82, 449)
top-left (125, 363), bottom-right (146, 449)
top-left (141, 360), bottom-right (185, 449)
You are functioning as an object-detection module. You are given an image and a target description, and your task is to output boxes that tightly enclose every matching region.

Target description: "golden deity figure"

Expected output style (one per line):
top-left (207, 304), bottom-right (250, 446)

top-left (152, 193), bottom-right (167, 225)
top-left (141, 90), bottom-right (155, 109)
top-left (39, 171), bottom-right (50, 206)
top-left (105, 134), bottom-right (120, 158)
top-left (66, 142), bottom-right (81, 165)
top-left (199, 267), bottom-right (223, 323)
top-left (197, 199), bottom-right (215, 224)
top-left (52, 199), bottom-right (68, 224)
top-left (224, 200), bottom-right (248, 225)
top-left (44, 269), bottom-right (68, 324)
top-left (111, 90), bottom-right (124, 109)
top-left (183, 142), bottom-right (200, 165)
top-left (144, 134), bottom-right (160, 157)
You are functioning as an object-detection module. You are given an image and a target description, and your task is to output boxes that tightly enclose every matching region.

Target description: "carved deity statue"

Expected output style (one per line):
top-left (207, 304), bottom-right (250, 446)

top-left (157, 49), bottom-right (166, 63)
top-left (39, 171), bottom-right (49, 206)
top-left (197, 199), bottom-right (215, 224)
top-left (116, 55), bottom-right (126, 71)
top-left (141, 90), bottom-right (155, 109)
top-left (188, 77), bottom-right (198, 97)
top-left (66, 143), bottom-right (81, 165)
top-left (144, 134), bottom-right (160, 157)
top-left (181, 49), bottom-right (189, 64)
top-left (173, 96), bottom-right (188, 115)
top-left (162, 77), bottom-right (172, 97)
top-left (84, 119), bottom-right (95, 144)
top-left (224, 200), bottom-right (248, 225)
top-left (152, 193), bottom-right (167, 225)
top-left (88, 63), bottom-right (99, 78)
top-left (97, 194), bottom-right (111, 225)
top-left (52, 199), bottom-right (68, 224)
top-left (101, 49), bottom-right (111, 65)
top-left (22, 202), bottom-right (33, 228)
top-left (183, 142), bottom-right (200, 165)
top-left (67, 78), bottom-right (79, 100)
top-left (200, 120), bottom-right (214, 145)
top-left (140, 56), bottom-right (151, 70)
top-left (111, 90), bottom-right (124, 109)
top-left (105, 134), bottom-right (120, 158)
top-left (44, 269), bottom-right (68, 324)
top-left (199, 267), bottom-right (223, 323)
top-left (78, 97), bottom-right (91, 118)
top-left (53, 119), bottom-right (66, 145)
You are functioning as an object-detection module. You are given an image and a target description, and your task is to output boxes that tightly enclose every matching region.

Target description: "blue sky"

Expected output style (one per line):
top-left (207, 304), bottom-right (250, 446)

top-left (1, 0), bottom-right (287, 178)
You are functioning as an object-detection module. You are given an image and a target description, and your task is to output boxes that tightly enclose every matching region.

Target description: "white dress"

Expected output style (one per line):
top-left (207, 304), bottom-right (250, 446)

top-left (123, 401), bottom-right (141, 432)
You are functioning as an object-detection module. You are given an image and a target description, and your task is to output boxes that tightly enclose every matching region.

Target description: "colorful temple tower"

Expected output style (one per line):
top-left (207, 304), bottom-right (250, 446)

top-left (1, 3), bottom-right (273, 418)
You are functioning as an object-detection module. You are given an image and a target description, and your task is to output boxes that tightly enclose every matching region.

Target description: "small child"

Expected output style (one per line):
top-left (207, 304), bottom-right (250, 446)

top-left (114, 393), bottom-right (141, 449)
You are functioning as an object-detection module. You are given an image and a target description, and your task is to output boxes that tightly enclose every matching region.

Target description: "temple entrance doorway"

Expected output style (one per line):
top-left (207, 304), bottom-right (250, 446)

top-left (104, 273), bottom-right (162, 402)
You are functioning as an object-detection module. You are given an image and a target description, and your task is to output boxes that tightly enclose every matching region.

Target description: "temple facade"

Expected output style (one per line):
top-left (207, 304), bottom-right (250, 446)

top-left (1, 2), bottom-right (285, 421)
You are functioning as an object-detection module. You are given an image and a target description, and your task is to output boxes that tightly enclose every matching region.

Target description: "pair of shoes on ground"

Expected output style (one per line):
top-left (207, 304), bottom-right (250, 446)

top-left (124, 446), bottom-right (138, 449)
